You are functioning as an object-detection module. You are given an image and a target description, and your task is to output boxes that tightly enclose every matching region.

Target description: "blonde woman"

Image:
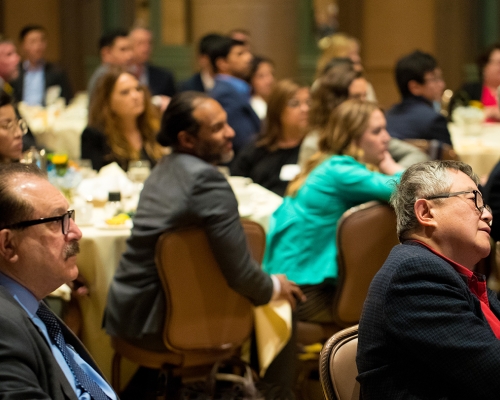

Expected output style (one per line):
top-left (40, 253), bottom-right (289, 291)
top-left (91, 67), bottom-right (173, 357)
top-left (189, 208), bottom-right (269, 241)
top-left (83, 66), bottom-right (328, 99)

top-left (81, 66), bottom-right (163, 171)
top-left (263, 99), bottom-right (403, 323)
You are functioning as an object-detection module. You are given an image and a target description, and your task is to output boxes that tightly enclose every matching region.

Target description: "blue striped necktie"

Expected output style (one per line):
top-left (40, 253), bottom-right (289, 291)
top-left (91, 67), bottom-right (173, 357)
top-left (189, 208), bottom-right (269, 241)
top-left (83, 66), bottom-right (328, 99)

top-left (36, 303), bottom-right (109, 400)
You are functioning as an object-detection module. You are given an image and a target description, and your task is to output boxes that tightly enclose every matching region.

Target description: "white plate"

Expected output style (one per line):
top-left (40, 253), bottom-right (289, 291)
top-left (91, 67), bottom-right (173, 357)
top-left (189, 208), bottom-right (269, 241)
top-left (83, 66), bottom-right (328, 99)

top-left (95, 219), bottom-right (133, 230)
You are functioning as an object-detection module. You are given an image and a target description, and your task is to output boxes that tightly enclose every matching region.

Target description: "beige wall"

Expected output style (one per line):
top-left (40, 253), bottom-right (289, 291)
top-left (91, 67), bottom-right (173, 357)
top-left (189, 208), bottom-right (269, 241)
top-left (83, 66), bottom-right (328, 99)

top-left (3, 0), bottom-right (61, 62)
top-left (190, 0), bottom-right (299, 80)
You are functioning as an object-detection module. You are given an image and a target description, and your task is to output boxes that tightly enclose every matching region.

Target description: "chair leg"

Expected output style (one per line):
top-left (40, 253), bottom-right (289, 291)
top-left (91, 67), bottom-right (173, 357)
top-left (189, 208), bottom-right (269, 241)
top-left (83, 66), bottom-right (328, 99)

top-left (111, 352), bottom-right (121, 392)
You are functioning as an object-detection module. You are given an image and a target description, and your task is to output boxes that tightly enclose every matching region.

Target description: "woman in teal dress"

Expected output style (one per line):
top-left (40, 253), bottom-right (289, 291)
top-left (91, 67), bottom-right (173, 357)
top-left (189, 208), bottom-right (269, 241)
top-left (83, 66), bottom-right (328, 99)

top-left (263, 99), bottom-right (404, 323)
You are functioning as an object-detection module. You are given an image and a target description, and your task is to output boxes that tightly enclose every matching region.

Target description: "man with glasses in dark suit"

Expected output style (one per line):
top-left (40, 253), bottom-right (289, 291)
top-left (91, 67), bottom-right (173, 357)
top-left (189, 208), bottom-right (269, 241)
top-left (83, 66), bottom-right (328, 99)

top-left (357, 160), bottom-right (500, 399)
top-left (0, 163), bottom-right (116, 399)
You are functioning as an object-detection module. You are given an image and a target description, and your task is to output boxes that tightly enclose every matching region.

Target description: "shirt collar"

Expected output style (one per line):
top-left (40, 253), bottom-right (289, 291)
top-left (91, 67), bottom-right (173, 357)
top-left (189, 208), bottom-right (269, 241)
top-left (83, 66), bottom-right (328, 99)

top-left (23, 60), bottom-right (44, 71)
top-left (0, 271), bottom-right (39, 317)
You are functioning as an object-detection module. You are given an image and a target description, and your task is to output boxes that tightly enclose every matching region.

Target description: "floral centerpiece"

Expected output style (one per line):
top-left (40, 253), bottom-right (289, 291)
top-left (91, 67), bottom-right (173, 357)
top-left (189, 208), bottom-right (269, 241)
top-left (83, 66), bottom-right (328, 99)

top-left (47, 153), bottom-right (83, 202)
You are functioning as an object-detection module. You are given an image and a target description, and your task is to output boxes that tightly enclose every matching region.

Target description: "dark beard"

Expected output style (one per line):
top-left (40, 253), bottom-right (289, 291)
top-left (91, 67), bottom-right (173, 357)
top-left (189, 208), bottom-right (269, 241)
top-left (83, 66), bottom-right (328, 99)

top-left (64, 241), bottom-right (80, 260)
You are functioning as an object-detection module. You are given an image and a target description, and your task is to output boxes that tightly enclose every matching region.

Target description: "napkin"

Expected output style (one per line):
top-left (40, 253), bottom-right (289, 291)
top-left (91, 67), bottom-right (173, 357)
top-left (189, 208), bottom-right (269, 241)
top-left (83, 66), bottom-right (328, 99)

top-left (253, 300), bottom-right (292, 377)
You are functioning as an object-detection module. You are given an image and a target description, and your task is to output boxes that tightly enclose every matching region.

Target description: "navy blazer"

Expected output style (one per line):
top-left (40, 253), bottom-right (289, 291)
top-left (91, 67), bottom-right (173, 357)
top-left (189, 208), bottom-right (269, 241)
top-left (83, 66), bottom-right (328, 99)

top-left (179, 72), bottom-right (206, 93)
top-left (0, 287), bottom-right (108, 399)
top-left (357, 242), bottom-right (500, 399)
top-left (386, 96), bottom-right (452, 145)
top-left (10, 62), bottom-right (73, 105)
top-left (210, 79), bottom-right (261, 154)
top-left (146, 64), bottom-right (176, 97)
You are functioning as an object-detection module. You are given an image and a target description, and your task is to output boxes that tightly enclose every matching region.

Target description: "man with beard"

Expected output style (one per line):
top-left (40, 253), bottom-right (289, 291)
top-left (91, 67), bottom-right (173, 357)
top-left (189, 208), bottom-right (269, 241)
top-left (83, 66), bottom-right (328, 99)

top-left (0, 163), bottom-right (116, 399)
top-left (105, 91), bottom-right (304, 399)
top-left (208, 36), bottom-right (260, 155)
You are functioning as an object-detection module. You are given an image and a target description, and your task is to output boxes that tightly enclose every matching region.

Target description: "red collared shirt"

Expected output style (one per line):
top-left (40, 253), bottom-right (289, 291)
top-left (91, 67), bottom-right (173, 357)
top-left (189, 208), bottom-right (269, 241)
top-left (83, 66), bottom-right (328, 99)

top-left (412, 240), bottom-right (500, 339)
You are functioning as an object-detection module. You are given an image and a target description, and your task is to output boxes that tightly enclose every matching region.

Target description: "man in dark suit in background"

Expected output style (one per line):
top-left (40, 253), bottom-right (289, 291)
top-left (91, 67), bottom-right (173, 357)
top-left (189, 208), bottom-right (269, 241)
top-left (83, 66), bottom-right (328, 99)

top-left (179, 33), bottom-right (223, 93)
top-left (129, 27), bottom-right (176, 111)
top-left (386, 50), bottom-right (452, 145)
top-left (10, 25), bottom-right (73, 105)
top-left (105, 91), bottom-right (304, 399)
top-left (0, 163), bottom-right (116, 399)
top-left (357, 160), bottom-right (500, 399)
top-left (208, 36), bottom-right (260, 155)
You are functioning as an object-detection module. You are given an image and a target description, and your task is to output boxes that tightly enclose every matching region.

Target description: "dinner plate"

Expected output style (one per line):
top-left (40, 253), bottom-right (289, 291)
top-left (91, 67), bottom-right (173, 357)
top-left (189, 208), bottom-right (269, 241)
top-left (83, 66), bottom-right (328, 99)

top-left (95, 219), bottom-right (133, 230)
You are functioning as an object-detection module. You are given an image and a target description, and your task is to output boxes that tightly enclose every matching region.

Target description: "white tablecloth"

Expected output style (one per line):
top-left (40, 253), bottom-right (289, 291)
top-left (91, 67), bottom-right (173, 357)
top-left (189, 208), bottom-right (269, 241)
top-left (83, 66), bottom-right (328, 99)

top-left (75, 180), bottom-right (282, 383)
top-left (449, 122), bottom-right (500, 177)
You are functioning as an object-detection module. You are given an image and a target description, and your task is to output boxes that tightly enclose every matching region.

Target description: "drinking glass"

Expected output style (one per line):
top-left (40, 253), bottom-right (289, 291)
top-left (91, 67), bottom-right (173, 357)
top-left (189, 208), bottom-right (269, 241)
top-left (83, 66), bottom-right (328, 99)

top-left (127, 160), bottom-right (151, 184)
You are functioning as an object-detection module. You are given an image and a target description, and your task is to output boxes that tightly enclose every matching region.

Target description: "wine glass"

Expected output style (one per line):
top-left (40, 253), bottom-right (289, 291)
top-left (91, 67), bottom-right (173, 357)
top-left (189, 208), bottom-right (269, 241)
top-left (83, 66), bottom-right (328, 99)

top-left (127, 160), bottom-right (151, 185)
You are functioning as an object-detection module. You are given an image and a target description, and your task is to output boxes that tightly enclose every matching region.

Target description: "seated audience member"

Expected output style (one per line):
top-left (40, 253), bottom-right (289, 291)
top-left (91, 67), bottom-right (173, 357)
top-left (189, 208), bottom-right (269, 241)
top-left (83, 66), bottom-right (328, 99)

top-left (11, 25), bottom-right (73, 106)
top-left (129, 27), bottom-right (176, 111)
top-left (0, 90), bottom-right (25, 162)
top-left (482, 159), bottom-right (500, 241)
top-left (0, 39), bottom-right (37, 151)
top-left (386, 50), bottom-right (451, 145)
top-left (249, 55), bottom-right (275, 120)
top-left (451, 43), bottom-right (500, 121)
top-left (0, 163), bottom-right (117, 399)
top-left (81, 67), bottom-right (163, 171)
top-left (316, 32), bottom-right (376, 101)
top-left (209, 36), bottom-right (260, 155)
top-left (263, 99), bottom-right (403, 323)
top-left (299, 58), bottom-right (427, 169)
top-left (87, 29), bottom-right (132, 103)
top-left (231, 79), bottom-right (309, 196)
top-left (104, 91), bottom-right (304, 399)
top-left (357, 160), bottom-right (499, 399)
top-left (178, 33), bottom-right (223, 93)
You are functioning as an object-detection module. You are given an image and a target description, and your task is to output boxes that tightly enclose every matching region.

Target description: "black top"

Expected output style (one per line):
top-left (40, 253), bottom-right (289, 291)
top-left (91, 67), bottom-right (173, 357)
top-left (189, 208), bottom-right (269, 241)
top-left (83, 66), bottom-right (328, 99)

top-left (80, 126), bottom-right (156, 171)
top-left (230, 140), bottom-right (301, 196)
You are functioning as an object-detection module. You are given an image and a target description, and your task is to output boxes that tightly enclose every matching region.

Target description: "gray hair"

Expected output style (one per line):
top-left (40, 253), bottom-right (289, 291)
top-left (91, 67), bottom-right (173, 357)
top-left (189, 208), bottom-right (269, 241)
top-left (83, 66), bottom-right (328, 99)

top-left (391, 160), bottom-right (479, 241)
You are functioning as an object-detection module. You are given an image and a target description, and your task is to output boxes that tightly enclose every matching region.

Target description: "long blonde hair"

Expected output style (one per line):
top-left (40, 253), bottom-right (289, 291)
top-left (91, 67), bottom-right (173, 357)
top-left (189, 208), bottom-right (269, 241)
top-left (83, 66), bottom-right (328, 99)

top-left (287, 99), bottom-right (379, 196)
top-left (316, 33), bottom-right (360, 78)
top-left (88, 67), bottom-right (163, 168)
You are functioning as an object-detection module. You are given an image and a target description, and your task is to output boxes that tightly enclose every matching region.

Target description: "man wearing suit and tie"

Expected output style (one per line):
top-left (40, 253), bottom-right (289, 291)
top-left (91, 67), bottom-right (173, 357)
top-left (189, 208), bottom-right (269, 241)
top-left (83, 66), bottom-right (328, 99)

top-left (0, 163), bottom-right (116, 399)
top-left (357, 160), bottom-right (500, 399)
top-left (10, 25), bottom-right (73, 106)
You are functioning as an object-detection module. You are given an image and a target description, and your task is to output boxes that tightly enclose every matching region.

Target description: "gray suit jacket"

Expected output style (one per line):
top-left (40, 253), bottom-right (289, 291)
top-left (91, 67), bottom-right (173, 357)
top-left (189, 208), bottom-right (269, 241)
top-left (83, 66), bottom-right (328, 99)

top-left (104, 152), bottom-right (273, 343)
top-left (0, 286), bottom-right (107, 400)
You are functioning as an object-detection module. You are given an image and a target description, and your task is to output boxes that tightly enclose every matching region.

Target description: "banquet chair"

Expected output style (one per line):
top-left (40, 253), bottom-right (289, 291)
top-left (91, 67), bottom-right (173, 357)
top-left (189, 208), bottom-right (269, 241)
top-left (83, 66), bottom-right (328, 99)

top-left (110, 219), bottom-right (265, 393)
top-left (297, 201), bottom-right (399, 345)
top-left (404, 138), bottom-right (460, 161)
top-left (295, 202), bottom-right (397, 398)
top-left (319, 324), bottom-right (359, 400)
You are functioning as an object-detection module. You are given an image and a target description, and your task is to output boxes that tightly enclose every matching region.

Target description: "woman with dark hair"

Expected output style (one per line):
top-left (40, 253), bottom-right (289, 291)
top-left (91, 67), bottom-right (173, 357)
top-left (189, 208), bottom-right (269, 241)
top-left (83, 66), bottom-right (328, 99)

top-left (231, 79), bottom-right (310, 196)
top-left (249, 56), bottom-right (275, 120)
top-left (81, 66), bottom-right (163, 171)
top-left (451, 43), bottom-right (500, 121)
top-left (0, 90), bottom-right (25, 163)
top-left (263, 99), bottom-right (403, 323)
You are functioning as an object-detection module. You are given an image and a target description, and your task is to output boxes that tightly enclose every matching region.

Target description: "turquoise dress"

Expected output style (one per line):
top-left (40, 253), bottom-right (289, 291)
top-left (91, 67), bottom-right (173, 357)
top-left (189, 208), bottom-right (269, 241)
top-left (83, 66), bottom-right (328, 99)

top-left (263, 155), bottom-right (402, 285)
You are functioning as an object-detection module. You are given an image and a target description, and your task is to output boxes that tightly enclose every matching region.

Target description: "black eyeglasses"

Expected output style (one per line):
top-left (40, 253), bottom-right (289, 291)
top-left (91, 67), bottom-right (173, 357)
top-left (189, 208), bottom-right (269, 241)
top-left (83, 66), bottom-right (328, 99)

top-left (425, 190), bottom-right (492, 215)
top-left (1, 210), bottom-right (75, 235)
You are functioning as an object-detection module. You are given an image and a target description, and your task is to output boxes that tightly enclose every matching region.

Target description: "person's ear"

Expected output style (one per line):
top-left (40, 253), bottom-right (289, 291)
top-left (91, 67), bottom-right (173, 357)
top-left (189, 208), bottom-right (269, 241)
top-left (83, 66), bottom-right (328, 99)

top-left (0, 230), bottom-right (19, 264)
top-left (408, 80), bottom-right (423, 96)
top-left (215, 57), bottom-right (228, 74)
top-left (414, 198), bottom-right (437, 228)
top-left (177, 130), bottom-right (197, 150)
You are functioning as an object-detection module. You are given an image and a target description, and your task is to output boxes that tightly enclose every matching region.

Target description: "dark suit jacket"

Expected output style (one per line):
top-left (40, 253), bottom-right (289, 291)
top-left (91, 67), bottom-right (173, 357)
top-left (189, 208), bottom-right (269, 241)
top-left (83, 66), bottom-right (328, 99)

top-left (146, 64), bottom-right (176, 97)
top-left (104, 152), bottom-right (273, 346)
top-left (357, 242), bottom-right (500, 399)
top-left (179, 72), bottom-right (205, 93)
top-left (0, 286), bottom-right (107, 399)
top-left (10, 62), bottom-right (73, 105)
top-left (449, 82), bottom-right (482, 117)
top-left (210, 78), bottom-right (261, 154)
top-left (483, 160), bottom-right (500, 241)
top-left (386, 95), bottom-right (452, 145)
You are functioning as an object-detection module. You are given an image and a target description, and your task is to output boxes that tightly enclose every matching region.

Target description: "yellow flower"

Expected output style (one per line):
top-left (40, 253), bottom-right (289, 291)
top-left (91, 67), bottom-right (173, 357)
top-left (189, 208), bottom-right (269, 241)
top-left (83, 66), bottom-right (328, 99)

top-left (52, 154), bottom-right (68, 165)
top-left (469, 100), bottom-right (483, 109)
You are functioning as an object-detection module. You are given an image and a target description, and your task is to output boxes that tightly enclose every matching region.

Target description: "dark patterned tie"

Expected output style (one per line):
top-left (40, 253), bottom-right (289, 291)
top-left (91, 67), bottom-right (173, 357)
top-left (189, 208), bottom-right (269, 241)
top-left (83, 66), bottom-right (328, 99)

top-left (36, 303), bottom-right (109, 400)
